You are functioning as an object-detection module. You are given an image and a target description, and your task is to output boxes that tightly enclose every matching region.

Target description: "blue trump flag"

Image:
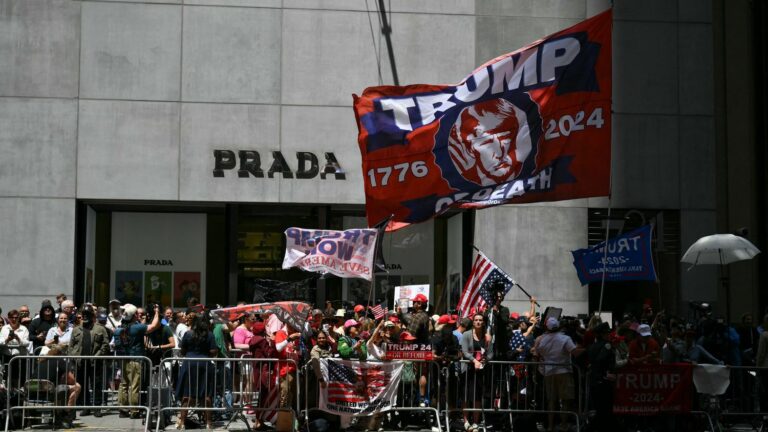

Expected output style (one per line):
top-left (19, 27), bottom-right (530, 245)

top-left (571, 225), bottom-right (657, 286)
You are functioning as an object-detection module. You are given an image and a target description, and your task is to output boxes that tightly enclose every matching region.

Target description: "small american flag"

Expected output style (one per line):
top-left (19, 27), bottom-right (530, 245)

top-left (457, 251), bottom-right (514, 318)
top-left (369, 304), bottom-right (388, 320)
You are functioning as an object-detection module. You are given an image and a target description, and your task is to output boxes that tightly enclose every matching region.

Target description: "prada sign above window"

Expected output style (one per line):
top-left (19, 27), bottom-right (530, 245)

top-left (213, 150), bottom-right (346, 180)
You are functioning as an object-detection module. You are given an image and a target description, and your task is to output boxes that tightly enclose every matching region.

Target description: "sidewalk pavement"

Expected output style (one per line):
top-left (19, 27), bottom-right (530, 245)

top-left (10, 411), bottom-right (253, 431)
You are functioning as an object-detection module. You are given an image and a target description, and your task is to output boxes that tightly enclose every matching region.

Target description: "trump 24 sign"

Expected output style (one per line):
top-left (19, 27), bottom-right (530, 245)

top-left (353, 10), bottom-right (612, 228)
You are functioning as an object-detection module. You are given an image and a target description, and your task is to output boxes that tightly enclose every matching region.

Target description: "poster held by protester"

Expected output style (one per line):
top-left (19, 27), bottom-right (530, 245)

top-left (571, 225), bottom-right (657, 285)
top-left (353, 10), bottom-right (612, 229)
top-left (613, 363), bottom-right (693, 415)
top-left (282, 227), bottom-right (379, 281)
top-left (394, 284), bottom-right (430, 309)
top-left (319, 359), bottom-right (403, 416)
top-left (210, 301), bottom-right (312, 332)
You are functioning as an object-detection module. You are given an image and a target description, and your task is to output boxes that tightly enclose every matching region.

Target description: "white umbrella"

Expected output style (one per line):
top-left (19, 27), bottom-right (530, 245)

top-left (681, 233), bottom-right (760, 324)
top-left (681, 234), bottom-right (760, 266)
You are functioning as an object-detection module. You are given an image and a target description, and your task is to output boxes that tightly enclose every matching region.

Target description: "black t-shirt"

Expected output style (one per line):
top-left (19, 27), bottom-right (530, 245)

top-left (29, 318), bottom-right (55, 348)
top-left (181, 331), bottom-right (216, 356)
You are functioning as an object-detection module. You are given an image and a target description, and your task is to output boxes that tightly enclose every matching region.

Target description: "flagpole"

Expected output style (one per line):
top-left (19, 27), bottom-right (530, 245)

top-left (471, 245), bottom-right (541, 307)
top-left (597, 176), bottom-right (614, 316)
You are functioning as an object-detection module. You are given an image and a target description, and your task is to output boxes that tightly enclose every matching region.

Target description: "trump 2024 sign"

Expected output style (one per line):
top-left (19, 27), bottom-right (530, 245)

top-left (353, 10), bottom-right (612, 228)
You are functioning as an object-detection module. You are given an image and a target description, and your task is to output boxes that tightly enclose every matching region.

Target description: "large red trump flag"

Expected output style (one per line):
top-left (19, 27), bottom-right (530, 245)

top-left (353, 10), bottom-right (612, 228)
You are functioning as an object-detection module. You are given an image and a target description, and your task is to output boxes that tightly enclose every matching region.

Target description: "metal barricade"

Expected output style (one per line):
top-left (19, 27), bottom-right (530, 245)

top-left (302, 358), bottom-right (443, 432)
top-left (3, 354), bottom-right (153, 432)
top-left (444, 359), bottom-right (582, 432)
top-left (700, 365), bottom-right (768, 430)
top-left (156, 356), bottom-right (299, 432)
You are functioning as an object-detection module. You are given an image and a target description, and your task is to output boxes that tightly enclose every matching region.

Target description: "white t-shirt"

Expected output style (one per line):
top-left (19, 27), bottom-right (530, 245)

top-left (45, 325), bottom-right (73, 346)
top-left (175, 323), bottom-right (189, 343)
top-left (534, 331), bottom-right (576, 376)
top-left (105, 314), bottom-right (121, 332)
top-left (0, 325), bottom-right (30, 356)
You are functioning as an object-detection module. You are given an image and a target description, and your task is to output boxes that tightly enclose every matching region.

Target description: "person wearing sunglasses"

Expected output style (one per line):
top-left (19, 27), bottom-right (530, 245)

top-left (1, 309), bottom-right (31, 385)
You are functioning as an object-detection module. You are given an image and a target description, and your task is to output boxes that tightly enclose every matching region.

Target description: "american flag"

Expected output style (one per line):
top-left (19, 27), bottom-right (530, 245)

top-left (457, 251), bottom-right (514, 318)
top-left (257, 365), bottom-right (280, 424)
top-left (327, 360), bottom-right (388, 403)
top-left (369, 304), bottom-right (388, 320)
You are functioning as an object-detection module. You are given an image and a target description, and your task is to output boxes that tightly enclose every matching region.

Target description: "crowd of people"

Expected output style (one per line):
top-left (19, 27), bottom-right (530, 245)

top-left (0, 287), bottom-right (766, 431)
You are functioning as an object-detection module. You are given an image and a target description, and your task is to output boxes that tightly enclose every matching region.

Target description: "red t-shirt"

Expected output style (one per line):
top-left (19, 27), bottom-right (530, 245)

top-left (628, 337), bottom-right (660, 364)
top-left (274, 330), bottom-right (299, 377)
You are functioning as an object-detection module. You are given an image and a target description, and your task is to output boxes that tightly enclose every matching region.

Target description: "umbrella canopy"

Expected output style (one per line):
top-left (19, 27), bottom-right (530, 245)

top-left (681, 234), bottom-right (761, 266)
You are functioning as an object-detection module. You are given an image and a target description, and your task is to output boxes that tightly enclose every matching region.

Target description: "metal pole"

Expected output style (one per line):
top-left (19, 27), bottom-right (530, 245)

top-left (377, 0), bottom-right (399, 85)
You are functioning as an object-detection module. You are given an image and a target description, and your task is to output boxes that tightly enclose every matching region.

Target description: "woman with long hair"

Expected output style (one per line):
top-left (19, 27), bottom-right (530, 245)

top-left (231, 313), bottom-right (256, 418)
top-left (176, 312), bottom-right (218, 430)
top-left (459, 313), bottom-right (492, 431)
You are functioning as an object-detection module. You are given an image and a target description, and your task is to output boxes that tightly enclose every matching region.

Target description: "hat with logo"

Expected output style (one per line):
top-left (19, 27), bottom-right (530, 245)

top-left (122, 304), bottom-right (137, 322)
top-left (637, 324), bottom-right (652, 337)
top-left (438, 314), bottom-right (456, 325)
top-left (399, 331), bottom-right (417, 341)
top-left (412, 294), bottom-right (428, 303)
top-left (335, 309), bottom-right (346, 318)
top-left (545, 317), bottom-right (559, 330)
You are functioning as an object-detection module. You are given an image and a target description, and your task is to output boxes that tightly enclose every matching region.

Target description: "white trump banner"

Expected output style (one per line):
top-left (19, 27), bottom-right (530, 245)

top-left (283, 227), bottom-right (379, 280)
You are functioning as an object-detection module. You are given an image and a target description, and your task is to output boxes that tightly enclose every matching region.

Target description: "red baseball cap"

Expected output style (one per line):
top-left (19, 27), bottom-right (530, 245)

top-left (412, 294), bottom-right (428, 303)
top-left (399, 331), bottom-right (417, 341)
top-left (388, 315), bottom-right (400, 324)
top-left (510, 312), bottom-right (520, 320)
top-left (353, 305), bottom-right (365, 313)
top-left (437, 314), bottom-right (456, 325)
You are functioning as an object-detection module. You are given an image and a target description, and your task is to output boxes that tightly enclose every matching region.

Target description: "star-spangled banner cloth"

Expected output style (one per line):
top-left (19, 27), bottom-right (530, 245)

top-left (353, 10), bottom-right (612, 229)
top-left (457, 251), bottom-right (515, 318)
top-left (319, 358), bottom-right (403, 416)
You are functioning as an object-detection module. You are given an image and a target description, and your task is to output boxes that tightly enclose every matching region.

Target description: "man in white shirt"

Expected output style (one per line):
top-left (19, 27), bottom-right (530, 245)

top-left (531, 317), bottom-right (584, 432)
top-left (105, 299), bottom-right (122, 332)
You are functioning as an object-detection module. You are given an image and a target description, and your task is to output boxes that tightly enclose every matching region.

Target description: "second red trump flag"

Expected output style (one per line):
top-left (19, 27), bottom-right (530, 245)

top-left (353, 10), bottom-right (612, 228)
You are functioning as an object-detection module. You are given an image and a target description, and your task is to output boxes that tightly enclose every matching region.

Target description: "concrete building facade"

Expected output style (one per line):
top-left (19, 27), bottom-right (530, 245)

top-left (0, 0), bottom-right (764, 322)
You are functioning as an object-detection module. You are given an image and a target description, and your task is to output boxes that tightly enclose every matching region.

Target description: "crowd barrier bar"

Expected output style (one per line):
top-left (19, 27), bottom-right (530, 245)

top-left (301, 358), bottom-right (443, 432)
top-left (443, 359), bottom-right (583, 432)
top-left (3, 354), bottom-right (153, 432)
top-left (700, 365), bottom-right (768, 429)
top-left (156, 357), bottom-right (299, 432)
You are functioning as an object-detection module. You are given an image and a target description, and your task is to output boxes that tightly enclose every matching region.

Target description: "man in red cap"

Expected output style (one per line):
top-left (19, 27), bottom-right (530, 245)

top-left (397, 293), bottom-right (431, 345)
top-left (397, 293), bottom-right (431, 407)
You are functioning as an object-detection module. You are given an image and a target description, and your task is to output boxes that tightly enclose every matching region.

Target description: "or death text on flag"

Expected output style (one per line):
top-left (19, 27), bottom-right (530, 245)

top-left (319, 359), bottom-right (403, 415)
top-left (457, 251), bottom-right (515, 318)
top-left (353, 10), bottom-right (612, 228)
